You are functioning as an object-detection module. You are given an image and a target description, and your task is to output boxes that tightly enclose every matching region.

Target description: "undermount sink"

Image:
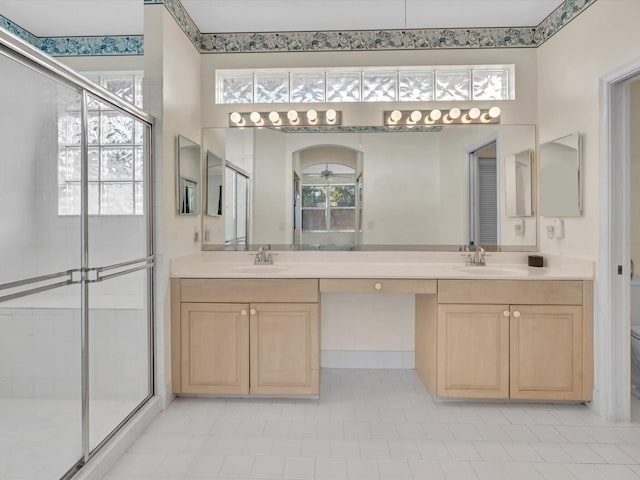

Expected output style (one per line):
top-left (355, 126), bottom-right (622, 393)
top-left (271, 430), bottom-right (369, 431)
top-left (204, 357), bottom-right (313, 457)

top-left (454, 266), bottom-right (527, 276)
top-left (231, 265), bottom-right (289, 274)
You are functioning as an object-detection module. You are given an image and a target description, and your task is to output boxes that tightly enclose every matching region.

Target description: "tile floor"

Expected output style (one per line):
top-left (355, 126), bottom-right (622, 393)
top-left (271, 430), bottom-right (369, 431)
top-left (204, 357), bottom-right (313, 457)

top-left (105, 369), bottom-right (640, 480)
top-left (0, 398), bottom-right (143, 479)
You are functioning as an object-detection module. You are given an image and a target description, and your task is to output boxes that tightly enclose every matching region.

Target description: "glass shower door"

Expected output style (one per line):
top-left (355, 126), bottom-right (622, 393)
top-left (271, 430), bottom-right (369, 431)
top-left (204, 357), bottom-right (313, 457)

top-left (0, 46), bottom-right (84, 480)
top-left (84, 100), bottom-right (153, 451)
top-left (0, 31), bottom-right (155, 480)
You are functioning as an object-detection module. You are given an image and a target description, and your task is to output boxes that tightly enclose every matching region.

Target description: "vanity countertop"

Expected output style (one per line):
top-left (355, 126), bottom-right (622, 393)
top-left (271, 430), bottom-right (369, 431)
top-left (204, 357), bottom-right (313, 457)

top-left (170, 251), bottom-right (594, 280)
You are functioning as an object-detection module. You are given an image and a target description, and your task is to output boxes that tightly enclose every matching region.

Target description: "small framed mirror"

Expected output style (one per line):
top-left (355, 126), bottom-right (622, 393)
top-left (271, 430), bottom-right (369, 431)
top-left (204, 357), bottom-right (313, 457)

top-left (539, 132), bottom-right (582, 217)
top-left (505, 149), bottom-right (533, 217)
top-left (176, 135), bottom-right (202, 215)
top-left (206, 151), bottom-right (223, 216)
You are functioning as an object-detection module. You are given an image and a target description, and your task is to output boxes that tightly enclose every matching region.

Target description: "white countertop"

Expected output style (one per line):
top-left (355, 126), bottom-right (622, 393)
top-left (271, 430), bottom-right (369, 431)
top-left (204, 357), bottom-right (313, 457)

top-left (171, 251), bottom-right (594, 280)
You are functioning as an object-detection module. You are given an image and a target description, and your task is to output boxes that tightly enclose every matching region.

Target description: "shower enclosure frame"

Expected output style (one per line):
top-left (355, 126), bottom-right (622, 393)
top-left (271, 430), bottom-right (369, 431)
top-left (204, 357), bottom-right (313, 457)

top-left (0, 29), bottom-right (156, 480)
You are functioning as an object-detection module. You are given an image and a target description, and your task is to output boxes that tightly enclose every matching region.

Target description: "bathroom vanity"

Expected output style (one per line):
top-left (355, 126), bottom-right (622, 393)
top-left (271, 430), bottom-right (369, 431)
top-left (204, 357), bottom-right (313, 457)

top-left (170, 252), bottom-right (593, 402)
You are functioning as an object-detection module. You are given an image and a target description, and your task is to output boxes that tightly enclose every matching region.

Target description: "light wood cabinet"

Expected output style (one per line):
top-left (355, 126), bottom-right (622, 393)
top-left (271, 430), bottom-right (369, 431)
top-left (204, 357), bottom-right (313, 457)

top-left (510, 305), bottom-right (584, 400)
top-left (250, 303), bottom-right (319, 395)
top-left (435, 280), bottom-right (593, 402)
top-left (180, 303), bottom-right (249, 394)
top-left (172, 278), bottom-right (320, 397)
top-left (437, 304), bottom-right (510, 398)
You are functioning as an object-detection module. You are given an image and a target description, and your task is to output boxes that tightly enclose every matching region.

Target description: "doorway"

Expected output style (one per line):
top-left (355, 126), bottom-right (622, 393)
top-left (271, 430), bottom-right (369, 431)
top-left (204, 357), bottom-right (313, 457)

top-left (468, 139), bottom-right (499, 246)
top-left (601, 60), bottom-right (640, 422)
top-left (224, 163), bottom-right (250, 246)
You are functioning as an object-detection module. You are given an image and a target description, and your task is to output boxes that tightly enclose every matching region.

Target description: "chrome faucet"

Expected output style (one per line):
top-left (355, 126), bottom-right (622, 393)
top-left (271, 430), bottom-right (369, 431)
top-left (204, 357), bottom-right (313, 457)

top-left (463, 246), bottom-right (487, 266)
top-left (254, 245), bottom-right (274, 265)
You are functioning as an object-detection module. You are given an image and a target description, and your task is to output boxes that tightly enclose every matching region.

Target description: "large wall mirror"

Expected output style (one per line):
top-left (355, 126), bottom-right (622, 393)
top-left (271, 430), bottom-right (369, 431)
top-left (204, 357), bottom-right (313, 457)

top-left (505, 149), bottom-right (533, 217)
top-left (539, 132), bottom-right (582, 217)
top-left (202, 125), bottom-right (537, 250)
top-left (176, 135), bottom-right (202, 215)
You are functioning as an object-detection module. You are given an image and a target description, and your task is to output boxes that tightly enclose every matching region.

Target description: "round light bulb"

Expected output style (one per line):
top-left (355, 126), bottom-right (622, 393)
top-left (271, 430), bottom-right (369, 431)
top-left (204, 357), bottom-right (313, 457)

top-left (390, 110), bottom-right (402, 122)
top-left (268, 111), bottom-right (280, 123)
top-left (488, 106), bottom-right (501, 119)
top-left (410, 110), bottom-right (422, 122)
top-left (468, 107), bottom-right (481, 120)
top-left (429, 109), bottom-right (442, 121)
top-left (449, 108), bottom-right (461, 120)
top-left (230, 112), bottom-right (242, 124)
top-left (306, 109), bottom-right (318, 122)
top-left (249, 111), bottom-right (261, 123)
top-left (326, 109), bottom-right (337, 122)
top-left (287, 110), bottom-right (299, 122)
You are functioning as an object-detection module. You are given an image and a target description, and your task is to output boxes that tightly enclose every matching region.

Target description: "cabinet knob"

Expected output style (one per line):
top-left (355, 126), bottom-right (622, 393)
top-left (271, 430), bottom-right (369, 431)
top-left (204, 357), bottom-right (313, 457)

top-left (240, 309), bottom-right (247, 316)
top-left (250, 308), bottom-right (256, 315)
top-left (374, 282), bottom-right (383, 290)
top-left (513, 311), bottom-right (521, 318)
top-left (503, 310), bottom-right (510, 318)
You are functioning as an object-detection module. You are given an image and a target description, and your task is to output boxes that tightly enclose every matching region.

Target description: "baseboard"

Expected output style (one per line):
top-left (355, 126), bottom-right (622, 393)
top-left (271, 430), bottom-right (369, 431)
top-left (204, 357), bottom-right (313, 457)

top-left (321, 350), bottom-right (414, 369)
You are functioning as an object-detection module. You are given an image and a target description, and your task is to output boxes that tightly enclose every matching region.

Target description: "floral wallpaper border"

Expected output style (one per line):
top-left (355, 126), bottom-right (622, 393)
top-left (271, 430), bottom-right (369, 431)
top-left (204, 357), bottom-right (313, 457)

top-left (1, 0), bottom-right (598, 57)
top-left (0, 14), bottom-right (143, 56)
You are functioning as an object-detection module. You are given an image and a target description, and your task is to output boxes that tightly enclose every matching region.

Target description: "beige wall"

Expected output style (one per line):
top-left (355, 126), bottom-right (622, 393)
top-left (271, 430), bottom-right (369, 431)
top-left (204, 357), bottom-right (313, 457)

top-left (201, 48), bottom-right (537, 128)
top-left (59, 55), bottom-right (143, 74)
top-left (537, 0), bottom-right (640, 259)
top-left (144, 4), bottom-right (202, 399)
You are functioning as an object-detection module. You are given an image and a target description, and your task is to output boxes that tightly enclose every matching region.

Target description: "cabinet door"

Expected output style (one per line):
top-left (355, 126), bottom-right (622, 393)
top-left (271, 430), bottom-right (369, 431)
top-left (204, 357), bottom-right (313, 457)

top-left (250, 303), bottom-right (319, 395)
top-left (510, 305), bottom-right (583, 400)
top-left (181, 303), bottom-right (249, 394)
top-left (437, 304), bottom-right (509, 398)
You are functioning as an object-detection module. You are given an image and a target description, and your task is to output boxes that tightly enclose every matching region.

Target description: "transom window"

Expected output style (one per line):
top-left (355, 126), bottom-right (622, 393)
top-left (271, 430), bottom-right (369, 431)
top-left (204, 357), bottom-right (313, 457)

top-left (58, 72), bottom-right (144, 216)
top-left (217, 65), bottom-right (514, 104)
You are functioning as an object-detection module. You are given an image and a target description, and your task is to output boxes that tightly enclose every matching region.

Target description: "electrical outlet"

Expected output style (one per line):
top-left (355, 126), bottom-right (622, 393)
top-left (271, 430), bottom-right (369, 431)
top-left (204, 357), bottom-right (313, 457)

top-left (552, 218), bottom-right (564, 239)
top-left (514, 218), bottom-right (525, 236)
top-left (546, 224), bottom-right (555, 239)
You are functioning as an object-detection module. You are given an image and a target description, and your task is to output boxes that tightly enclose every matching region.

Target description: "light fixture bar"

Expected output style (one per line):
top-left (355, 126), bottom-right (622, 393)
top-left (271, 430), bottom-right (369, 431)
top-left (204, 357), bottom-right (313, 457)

top-left (384, 107), bottom-right (501, 126)
top-left (229, 109), bottom-right (342, 128)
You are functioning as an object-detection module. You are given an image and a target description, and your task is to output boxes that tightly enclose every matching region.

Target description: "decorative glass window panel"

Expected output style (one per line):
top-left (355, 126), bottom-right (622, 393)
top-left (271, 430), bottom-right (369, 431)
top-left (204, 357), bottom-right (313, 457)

top-left (88, 114), bottom-right (100, 145)
top-left (435, 70), bottom-right (471, 101)
top-left (399, 71), bottom-right (434, 101)
top-left (88, 148), bottom-right (100, 181)
top-left (255, 73), bottom-right (289, 103)
top-left (326, 72), bottom-right (361, 102)
top-left (216, 65), bottom-right (513, 104)
top-left (101, 113), bottom-right (134, 145)
top-left (101, 148), bottom-right (134, 180)
top-left (473, 69), bottom-right (509, 100)
top-left (58, 73), bottom-right (145, 216)
top-left (291, 73), bottom-right (325, 103)
top-left (362, 72), bottom-right (397, 102)
top-left (219, 73), bottom-right (253, 103)
top-left (101, 75), bottom-right (134, 105)
top-left (135, 76), bottom-right (143, 108)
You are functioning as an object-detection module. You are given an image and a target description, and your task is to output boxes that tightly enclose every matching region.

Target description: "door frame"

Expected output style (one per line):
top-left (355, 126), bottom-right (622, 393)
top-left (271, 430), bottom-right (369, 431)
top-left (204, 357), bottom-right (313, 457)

top-left (466, 134), bottom-right (500, 246)
top-left (598, 57), bottom-right (640, 421)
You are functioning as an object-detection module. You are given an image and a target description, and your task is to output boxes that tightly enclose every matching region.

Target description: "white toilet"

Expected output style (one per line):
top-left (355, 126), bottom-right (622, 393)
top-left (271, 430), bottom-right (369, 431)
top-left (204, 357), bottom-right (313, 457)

top-left (632, 325), bottom-right (640, 399)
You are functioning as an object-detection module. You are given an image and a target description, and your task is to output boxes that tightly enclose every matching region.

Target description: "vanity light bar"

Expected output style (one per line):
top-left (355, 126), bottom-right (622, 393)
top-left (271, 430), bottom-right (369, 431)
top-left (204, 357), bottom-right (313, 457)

top-left (384, 107), bottom-right (501, 126)
top-left (229, 109), bottom-right (342, 128)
